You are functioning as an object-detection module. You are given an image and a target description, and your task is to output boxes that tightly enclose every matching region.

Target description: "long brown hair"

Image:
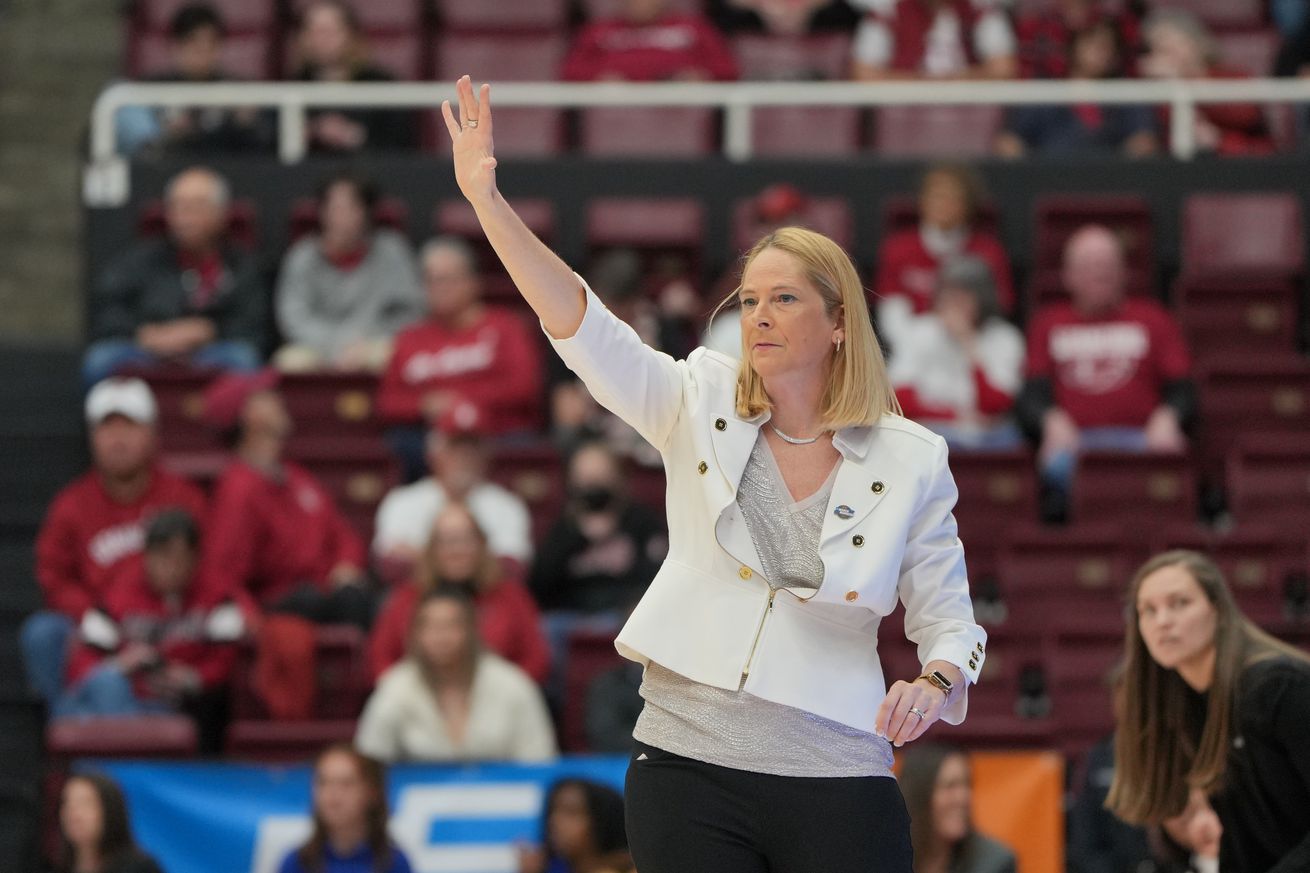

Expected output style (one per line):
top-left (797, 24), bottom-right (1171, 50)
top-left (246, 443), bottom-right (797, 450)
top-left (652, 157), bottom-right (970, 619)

top-left (413, 503), bottom-right (499, 595)
top-left (1106, 550), bottom-right (1310, 823)
top-left (899, 743), bottom-right (982, 873)
top-left (298, 744), bottom-right (393, 873)
top-left (710, 226), bottom-right (901, 430)
top-left (58, 772), bottom-right (143, 873)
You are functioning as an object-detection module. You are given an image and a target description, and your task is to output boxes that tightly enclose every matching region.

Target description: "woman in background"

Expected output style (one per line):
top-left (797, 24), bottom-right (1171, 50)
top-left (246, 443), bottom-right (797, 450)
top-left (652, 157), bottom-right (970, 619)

top-left (899, 744), bottom-right (1018, 873)
top-left (58, 772), bottom-right (163, 873)
top-left (519, 778), bottom-right (632, 873)
top-left (278, 743), bottom-right (412, 873)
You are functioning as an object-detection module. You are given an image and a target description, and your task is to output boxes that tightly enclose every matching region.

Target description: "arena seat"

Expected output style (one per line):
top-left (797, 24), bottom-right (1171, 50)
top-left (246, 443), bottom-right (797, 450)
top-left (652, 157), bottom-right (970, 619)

top-left (1216, 28), bottom-right (1282, 76)
top-left (561, 628), bottom-right (626, 753)
top-left (1181, 193), bottom-right (1305, 279)
top-left (485, 442), bottom-right (566, 546)
top-left (1175, 276), bottom-right (1300, 364)
top-left (225, 719), bottom-right (358, 761)
top-left (128, 31), bottom-right (275, 80)
top-left (46, 714), bottom-right (199, 757)
top-left (1047, 629), bottom-right (1120, 759)
top-left (1198, 355), bottom-right (1310, 475)
top-left (1227, 433), bottom-right (1310, 532)
top-left (288, 443), bottom-right (398, 543)
top-left (136, 198), bottom-right (259, 249)
top-left (624, 462), bottom-right (667, 513)
top-left (946, 449), bottom-right (1039, 570)
top-left (580, 107), bottom-right (718, 158)
top-left (1031, 193), bottom-right (1154, 278)
top-left (936, 630), bottom-right (1056, 749)
top-left (135, 368), bottom-right (225, 453)
top-left (870, 105), bottom-right (1003, 158)
top-left (436, 0), bottom-right (569, 32)
top-left (586, 197), bottom-right (706, 275)
top-left (731, 33), bottom-right (853, 81)
top-left (750, 107), bottom-right (863, 158)
top-left (1070, 451), bottom-right (1198, 530)
top-left (730, 195), bottom-right (854, 252)
top-left (434, 199), bottom-right (557, 304)
top-left (288, 196), bottom-right (410, 240)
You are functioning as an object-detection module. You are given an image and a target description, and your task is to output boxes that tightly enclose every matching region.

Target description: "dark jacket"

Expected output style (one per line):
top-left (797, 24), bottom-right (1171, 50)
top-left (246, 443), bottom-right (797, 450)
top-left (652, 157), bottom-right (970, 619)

top-left (90, 238), bottom-right (268, 347)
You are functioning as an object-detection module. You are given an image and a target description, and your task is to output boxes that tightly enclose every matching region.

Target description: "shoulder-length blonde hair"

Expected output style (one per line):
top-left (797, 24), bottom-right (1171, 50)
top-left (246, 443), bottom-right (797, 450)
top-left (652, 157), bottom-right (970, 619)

top-left (712, 226), bottom-right (901, 430)
top-left (1106, 549), bottom-right (1310, 824)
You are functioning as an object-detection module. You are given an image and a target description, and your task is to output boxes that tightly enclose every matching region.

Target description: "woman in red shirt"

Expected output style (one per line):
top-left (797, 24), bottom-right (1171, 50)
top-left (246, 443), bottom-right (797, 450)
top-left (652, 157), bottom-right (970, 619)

top-left (369, 502), bottom-right (549, 684)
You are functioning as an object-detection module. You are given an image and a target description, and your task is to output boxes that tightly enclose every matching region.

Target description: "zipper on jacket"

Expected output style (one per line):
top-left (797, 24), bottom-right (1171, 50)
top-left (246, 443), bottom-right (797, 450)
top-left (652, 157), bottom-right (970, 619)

top-left (741, 588), bottom-right (777, 679)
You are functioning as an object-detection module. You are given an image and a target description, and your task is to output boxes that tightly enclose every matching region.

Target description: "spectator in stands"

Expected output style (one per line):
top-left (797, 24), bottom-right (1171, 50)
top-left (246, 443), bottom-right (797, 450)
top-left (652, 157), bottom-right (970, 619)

top-left (279, 744), bottom-right (413, 873)
top-left (850, 0), bottom-right (1018, 81)
top-left (1016, 225), bottom-right (1193, 519)
top-left (377, 237), bottom-right (544, 480)
top-left (1013, 0), bottom-right (1142, 80)
top-left (373, 426), bottom-right (532, 579)
top-left (120, 3), bottom-right (273, 156)
top-left (709, 0), bottom-right (860, 37)
top-left (355, 588), bottom-right (557, 762)
top-left (872, 164), bottom-right (1014, 351)
top-left (85, 166), bottom-right (266, 386)
top-left (562, 0), bottom-right (739, 82)
top-left (58, 772), bottom-right (164, 873)
top-left (54, 511), bottom-right (243, 745)
top-left (518, 779), bottom-right (632, 873)
top-left (202, 370), bottom-right (372, 627)
top-left (888, 256), bottom-right (1024, 450)
top-left (899, 743), bottom-right (1019, 873)
top-left (368, 503), bottom-right (549, 683)
top-left (23, 378), bottom-right (207, 707)
top-left (290, 0), bottom-right (418, 152)
top-left (996, 19), bottom-right (1159, 158)
top-left (585, 659), bottom-right (644, 754)
top-left (274, 170), bottom-right (423, 372)
top-left (1140, 10), bottom-right (1275, 157)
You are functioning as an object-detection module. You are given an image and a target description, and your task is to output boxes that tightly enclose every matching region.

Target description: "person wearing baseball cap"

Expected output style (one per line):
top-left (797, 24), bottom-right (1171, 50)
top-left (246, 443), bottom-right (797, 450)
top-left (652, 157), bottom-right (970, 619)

top-left (23, 377), bottom-right (208, 706)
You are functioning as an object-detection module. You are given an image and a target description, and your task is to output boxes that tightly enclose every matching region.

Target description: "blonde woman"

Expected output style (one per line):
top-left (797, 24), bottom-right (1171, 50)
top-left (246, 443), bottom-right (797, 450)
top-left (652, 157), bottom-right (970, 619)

top-left (1108, 551), bottom-right (1310, 873)
top-left (442, 75), bottom-right (987, 873)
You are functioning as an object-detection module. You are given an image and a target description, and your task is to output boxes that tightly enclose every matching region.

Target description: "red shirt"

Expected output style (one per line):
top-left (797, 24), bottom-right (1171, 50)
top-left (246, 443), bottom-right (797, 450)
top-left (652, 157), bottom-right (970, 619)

top-left (873, 227), bottom-right (1015, 315)
top-left (368, 575), bottom-right (551, 684)
top-left (377, 308), bottom-right (545, 432)
top-left (562, 14), bottom-right (739, 82)
top-left (35, 467), bottom-right (208, 618)
top-left (204, 459), bottom-right (366, 606)
top-left (65, 570), bottom-right (237, 697)
top-left (1025, 298), bottom-right (1191, 428)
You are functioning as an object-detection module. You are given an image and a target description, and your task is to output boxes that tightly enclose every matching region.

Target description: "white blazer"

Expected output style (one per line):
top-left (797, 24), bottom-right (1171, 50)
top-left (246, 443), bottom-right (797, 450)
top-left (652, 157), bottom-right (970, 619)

top-left (547, 278), bottom-right (988, 732)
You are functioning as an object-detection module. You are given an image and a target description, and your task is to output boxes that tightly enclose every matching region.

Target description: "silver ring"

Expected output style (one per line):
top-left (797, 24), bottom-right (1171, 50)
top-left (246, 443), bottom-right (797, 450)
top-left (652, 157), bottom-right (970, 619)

top-left (908, 707), bottom-right (927, 720)
top-left (465, 119), bottom-right (479, 129)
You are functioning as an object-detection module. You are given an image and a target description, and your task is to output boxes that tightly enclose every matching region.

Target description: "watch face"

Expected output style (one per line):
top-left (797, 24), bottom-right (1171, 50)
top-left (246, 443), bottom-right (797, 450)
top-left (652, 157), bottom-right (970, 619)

top-left (932, 671), bottom-right (953, 690)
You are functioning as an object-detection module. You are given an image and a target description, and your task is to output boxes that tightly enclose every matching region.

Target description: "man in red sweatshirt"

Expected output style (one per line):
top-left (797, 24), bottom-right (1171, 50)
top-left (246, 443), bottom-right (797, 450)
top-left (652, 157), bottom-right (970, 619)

top-left (23, 377), bottom-right (207, 706)
top-left (202, 369), bottom-right (371, 626)
top-left (377, 236), bottom-right (545, 481)
top-left (56, 509), bottom-right (243, 749)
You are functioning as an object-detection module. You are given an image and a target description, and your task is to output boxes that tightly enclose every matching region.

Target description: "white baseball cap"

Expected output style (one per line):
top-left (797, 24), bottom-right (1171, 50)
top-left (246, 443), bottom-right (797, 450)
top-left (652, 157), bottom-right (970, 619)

top-left (85, 377), bottom-right (158, 426)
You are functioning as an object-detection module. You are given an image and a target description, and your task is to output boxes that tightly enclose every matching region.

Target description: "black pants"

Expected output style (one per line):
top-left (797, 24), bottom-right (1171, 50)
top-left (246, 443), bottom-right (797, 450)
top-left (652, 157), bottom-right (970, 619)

top-left (625, 741), bottom-right (914, 873)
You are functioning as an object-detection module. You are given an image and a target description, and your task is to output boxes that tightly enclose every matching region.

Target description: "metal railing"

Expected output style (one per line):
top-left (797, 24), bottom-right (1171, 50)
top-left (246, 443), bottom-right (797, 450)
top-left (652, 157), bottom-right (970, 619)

top-left (84, 79), bottom-right (1310, 203)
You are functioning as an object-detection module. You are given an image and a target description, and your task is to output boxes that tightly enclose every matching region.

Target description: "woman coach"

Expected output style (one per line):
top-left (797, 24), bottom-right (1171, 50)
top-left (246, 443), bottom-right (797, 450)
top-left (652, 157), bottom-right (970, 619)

top-left (442, 75), bottom-right (987, 873)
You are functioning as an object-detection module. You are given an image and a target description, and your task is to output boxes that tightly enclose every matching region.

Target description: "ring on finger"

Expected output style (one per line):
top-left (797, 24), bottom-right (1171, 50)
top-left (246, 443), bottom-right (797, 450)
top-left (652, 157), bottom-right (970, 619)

top-left (908, 707), bottom-right (928, 720)
top-left (465, 119), bottom-right (479, 129)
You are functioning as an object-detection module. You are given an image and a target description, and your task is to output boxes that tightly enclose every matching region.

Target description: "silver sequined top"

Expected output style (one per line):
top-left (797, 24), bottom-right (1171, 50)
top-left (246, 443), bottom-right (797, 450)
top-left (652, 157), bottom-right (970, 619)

top-left (632, 432), bottom-right (895, 777)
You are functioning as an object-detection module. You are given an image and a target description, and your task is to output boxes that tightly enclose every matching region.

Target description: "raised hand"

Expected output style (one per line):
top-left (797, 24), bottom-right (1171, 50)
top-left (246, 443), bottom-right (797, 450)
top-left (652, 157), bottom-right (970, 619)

top-left (441, 75), bottom-right (498, 207)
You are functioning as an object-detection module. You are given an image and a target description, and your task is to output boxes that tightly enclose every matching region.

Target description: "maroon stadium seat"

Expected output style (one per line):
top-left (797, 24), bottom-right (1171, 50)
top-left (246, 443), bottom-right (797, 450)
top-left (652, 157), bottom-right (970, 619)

top-left (1198, 355), bottom-right (1310, 475)
top-left (437, 0), bottom-right (569, 32)
top-left (1070, 451), bottom-right (1198, 530)
top-left (580, 107), bottom-right (718, 158)
top-left (945, 449), bottom-right (1039, 570)
top-left (586, 198), bottom-right (706, 276)
top-left (46, 714), bottom-right (198, 757)
top-left (136, 0), bottom-right (277, 32)
top-left (750, 107), bottom-right (862, 158)
top-left (1227, 434), bottom-right (1310, 532)
top-left (1160, 0), bottom-right (1266, 30)
top-left (1175, 275), bottom-right (1299, 364)
top-left (731, 33), bottom-right (853, 81)
top-left (1216, 28), bottom-right (1282, 76)
top-left (485, 442), bottom-right (566, 546)
top-left (1181, 193), bottom-right (1305, 278)
top-left (1032, 194), bottom-right (1154, 278)
top-left (871, 105), bottom-right (1003, 158)
top-left (730, 195), bottom-right (854, 252)
top-left (561, 629), bottom-right (626, 752)
top-left (288, 0), bottom-right (423, 32)
top-left (129, 31), bottom-right (274, 79)
top-left (625, 462), bottom-right (667, 513)
top-left (1047, 628), bottom-right (1121, 759)
top-left (225, 719), bottom-right (359, 761)
top-left (136, 369), bottom-right (225, 454)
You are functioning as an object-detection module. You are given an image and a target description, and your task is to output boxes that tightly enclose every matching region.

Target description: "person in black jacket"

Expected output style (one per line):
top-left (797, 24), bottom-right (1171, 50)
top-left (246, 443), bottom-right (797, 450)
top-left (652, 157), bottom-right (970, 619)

top-left (84, 166), bottom-right (267, 386)
top-left (1107, 550), bottom-right (1310, 873)
top-left (57, 772), bottom-right (164, 873)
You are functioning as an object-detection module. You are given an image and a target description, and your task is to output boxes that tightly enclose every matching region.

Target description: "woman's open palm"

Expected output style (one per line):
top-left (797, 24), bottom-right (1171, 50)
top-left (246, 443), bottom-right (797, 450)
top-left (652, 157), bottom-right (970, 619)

top-left (442, 75), bottom-right (497, 205)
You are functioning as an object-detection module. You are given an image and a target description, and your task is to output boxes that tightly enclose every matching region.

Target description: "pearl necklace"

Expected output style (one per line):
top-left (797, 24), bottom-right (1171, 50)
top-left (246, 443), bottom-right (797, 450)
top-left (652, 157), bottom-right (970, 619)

top-left (770, 425), bottom-right (825, 445)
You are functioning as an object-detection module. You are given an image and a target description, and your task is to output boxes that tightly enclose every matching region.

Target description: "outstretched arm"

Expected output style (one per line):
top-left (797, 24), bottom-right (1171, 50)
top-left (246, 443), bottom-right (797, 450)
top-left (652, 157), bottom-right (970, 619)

top-left (442, 76), bottom-right (584, 340)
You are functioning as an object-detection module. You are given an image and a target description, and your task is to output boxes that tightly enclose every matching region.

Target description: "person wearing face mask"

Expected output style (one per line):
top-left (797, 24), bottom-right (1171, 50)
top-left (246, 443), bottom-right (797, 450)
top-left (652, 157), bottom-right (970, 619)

top-left (368, 503), bottom-right (549, 683)
top-left (1108, 551), bottom-right (1310, 873)
top-left (898, 744), bottom-right (1017, 873)
top-left (57, 773), bottom-right (163, 873)
top-left (443, 76), bottom-right (986, 873)
top-left (355, 588), bottom-right (557, 763)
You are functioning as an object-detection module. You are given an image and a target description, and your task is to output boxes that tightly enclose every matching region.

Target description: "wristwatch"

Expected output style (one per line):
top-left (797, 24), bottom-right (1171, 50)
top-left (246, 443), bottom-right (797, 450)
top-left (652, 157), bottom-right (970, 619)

top-left (918, 670), bottom-right (954, 698)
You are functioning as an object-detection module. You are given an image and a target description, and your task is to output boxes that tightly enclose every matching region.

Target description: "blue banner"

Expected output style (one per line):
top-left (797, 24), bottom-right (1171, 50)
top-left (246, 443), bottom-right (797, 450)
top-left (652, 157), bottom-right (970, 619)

top-left (93, 757), bottom-right (630, 873)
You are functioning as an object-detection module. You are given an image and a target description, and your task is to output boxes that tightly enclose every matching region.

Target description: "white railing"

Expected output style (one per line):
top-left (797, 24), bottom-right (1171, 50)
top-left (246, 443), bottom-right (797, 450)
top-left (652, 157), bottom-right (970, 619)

top-left (84, 79), bottom-right (1310, 203)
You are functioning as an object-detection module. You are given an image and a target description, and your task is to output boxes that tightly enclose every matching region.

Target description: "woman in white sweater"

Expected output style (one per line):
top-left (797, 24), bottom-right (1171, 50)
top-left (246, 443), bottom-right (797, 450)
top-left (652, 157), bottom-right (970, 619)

top-left (355, 588), bottom-right (557, 763)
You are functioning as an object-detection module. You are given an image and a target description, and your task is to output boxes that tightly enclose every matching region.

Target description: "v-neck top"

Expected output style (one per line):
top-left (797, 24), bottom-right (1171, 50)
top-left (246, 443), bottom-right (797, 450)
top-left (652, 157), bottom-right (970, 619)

top-left (633, 433), bottom-right (895, 777)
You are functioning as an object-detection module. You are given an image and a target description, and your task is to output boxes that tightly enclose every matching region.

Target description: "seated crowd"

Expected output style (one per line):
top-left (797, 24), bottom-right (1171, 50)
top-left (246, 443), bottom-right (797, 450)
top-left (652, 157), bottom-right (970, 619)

top-left (117, 0), bottom-right (1295, 159)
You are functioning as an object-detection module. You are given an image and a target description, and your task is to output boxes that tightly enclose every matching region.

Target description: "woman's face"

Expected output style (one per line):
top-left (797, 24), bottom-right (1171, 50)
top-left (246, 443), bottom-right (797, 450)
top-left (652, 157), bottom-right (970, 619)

top-left (413, 600), bottom-right (473, 670)
top-left (931, 754), bottom-right (972, 844)
top-left (1136, 565), bottom-right (1219, 672)
top-left (1072, 26), bottom-right (1118, 79)
top-left (1145, 24), bottom-right (1206, 78)
top-left (320, 182), bottom-right (369, 243)
top-left (302, 4), bottom-right (352, 69)
top-left (429, 508), bottom-right (485, 582)
top-left (738, 247), bottom-right (841, 386)
top-left (920, 173), bottom-right (969, 230)
top-left (313, 751), bottom-right (374, 837)
top-left (547, 785), bottom-right (594, 860)
top-left (60, 779), bottom-right (104, 849)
